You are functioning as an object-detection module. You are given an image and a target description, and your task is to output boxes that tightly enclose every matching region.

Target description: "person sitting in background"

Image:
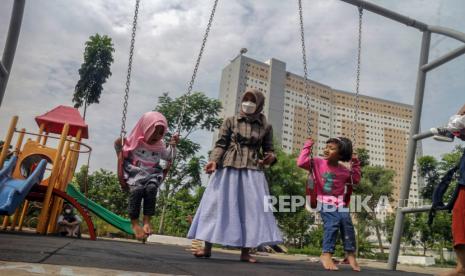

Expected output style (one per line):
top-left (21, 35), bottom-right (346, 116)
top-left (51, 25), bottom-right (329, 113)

top-left (57, 204), bottom-right (81, 238)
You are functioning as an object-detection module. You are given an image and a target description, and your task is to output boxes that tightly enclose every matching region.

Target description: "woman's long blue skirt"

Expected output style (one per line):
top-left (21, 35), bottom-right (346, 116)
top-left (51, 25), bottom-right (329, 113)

top-left (187, 167), bottom-right (283, 248)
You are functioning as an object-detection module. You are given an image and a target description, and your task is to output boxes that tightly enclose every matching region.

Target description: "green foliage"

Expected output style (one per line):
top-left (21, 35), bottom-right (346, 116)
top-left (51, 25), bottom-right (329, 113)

top-left (153, 92), bottom-right (223, 234)
top-left (384, 213), bottom-right (415, 249)
top-left (356, 148), bottom-right (370, 167)
top-left (411, 213), bottom-right (434, 255)
top-left (74, 165), bottom-right (89, 193)
top-left (72, 167), bottom-right (128, 218)
top-left (287, 246), bottom-right (321, 256)
top-left (265, 146), bottom-right (314, 248)
top-left (286, 225), bottom-right (323, 256)
top-left (155, 92), bottom-right (223, 135)
top-left (384, 147), bottom-right (463, 259)
top-left (72, 33), bottom-right (114, 118)
top-left (418, 156), bottom-right (440, 199)
top-left (353, 162), bottom-right (395, 256)
top-left (418, 145), bottom-right (463, 200)
top-left (306, 225), bottom-right (324, 249)
top-left (152, 186), bottom-right (205, 237)
top-left (355, 166), bottom-right (395, 215)
top-left (416, 148), bottom-right (462, 262)
top-left (440, 145), bottom-right (464, 171)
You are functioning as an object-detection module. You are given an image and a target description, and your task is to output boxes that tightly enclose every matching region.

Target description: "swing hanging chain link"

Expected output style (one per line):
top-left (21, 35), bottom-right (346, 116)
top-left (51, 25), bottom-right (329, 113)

top-left (121, 0), bottom-right (141, 139)
top-left (298, 0), bottom-right (313, 158)
top-left (176, 0), bottom-right (219, 134)
top-left (352, 7), bottom-right (363, 149)
top-left (350, 7), bottom-right (363, 185)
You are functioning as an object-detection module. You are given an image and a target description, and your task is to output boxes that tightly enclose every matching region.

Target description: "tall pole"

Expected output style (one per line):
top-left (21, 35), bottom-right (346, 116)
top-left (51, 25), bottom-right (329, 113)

top-left (0, 0), bottom-right (26, 107)
top-left (387, 31), bottom-right (431, 270)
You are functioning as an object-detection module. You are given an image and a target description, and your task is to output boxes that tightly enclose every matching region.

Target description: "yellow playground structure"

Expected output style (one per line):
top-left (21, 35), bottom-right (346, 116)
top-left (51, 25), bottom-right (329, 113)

top-left (0, 105), bottom-right (98, 239)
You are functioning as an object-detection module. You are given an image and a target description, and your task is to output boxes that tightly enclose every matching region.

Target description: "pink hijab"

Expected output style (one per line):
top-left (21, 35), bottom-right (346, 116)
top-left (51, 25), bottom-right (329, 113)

top-left (122, 111), bottom-right (168, 158)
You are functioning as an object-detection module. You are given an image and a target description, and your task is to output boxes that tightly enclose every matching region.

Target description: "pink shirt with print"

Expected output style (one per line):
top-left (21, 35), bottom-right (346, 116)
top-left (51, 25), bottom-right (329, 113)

top-left (297, 139), bottom-right (361, 207)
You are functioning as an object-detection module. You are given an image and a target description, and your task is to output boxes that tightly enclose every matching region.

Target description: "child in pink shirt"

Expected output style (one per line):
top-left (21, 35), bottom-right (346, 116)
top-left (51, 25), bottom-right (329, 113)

top-left (297, 137), bottom-right (361, 271)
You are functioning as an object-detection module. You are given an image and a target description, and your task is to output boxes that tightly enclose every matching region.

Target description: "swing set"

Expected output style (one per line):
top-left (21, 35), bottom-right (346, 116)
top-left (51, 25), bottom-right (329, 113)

top-left (114, 0), bottom-right (465, 269)
top-left (115, 0), bottom-right (219, 191)
top-left (1, 0), bottom-right (465, 271)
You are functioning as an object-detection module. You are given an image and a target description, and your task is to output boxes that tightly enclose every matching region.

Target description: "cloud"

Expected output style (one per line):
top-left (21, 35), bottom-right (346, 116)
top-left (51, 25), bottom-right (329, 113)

top-left (1, 0), bottom-right (464, 173)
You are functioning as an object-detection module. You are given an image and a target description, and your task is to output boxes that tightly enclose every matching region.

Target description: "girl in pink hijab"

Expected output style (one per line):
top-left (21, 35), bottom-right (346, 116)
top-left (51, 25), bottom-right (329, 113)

top-left (116, 111), bottom-right (179, 239)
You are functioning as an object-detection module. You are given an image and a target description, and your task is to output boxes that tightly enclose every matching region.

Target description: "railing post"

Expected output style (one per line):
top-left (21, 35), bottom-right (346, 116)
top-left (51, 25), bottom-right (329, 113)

top-left (388, 31), bottom-right (431, 270)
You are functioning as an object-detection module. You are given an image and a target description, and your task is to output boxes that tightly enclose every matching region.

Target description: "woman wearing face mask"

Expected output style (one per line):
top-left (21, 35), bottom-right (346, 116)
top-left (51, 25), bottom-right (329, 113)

top-left (57, 204), bottom-right (82, 238)
top-left (187, 89), bottom-right (283, 263)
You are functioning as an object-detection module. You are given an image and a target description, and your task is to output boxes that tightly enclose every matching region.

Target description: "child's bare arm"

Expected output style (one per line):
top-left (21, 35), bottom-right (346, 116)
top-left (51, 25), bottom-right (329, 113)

top-left (296, 138), bottom-right (315, 170)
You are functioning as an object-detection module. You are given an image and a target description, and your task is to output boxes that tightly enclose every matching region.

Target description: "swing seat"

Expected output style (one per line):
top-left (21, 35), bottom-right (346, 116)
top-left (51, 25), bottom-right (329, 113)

top-left (115, 138), bottom-right (171, 192)
top-left (344, 184), bottom-right (353, 206)
top-left (116, 150), bottom-right (129, 192)
top-left (114, 138), bottom-right (129, 192)
top-left (306, 174), bottom-right (318, 209)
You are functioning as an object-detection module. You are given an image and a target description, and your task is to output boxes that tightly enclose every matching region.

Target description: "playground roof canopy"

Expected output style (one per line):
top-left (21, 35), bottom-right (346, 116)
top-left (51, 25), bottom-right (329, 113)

top-left (35, 105), bottom-right (89, 139)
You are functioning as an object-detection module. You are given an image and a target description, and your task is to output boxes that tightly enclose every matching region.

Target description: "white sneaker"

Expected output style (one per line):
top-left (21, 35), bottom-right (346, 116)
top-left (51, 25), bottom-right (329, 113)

top-left (431, 127), bottom-right (455, 142)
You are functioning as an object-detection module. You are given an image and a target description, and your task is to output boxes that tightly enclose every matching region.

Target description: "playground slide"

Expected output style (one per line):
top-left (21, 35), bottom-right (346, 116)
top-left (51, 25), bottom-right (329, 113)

top-left (0, 157), bottom-right (47, 215)
top-left (66, 184), bottom-right (134, 235)
top-left (0, 156), bottom-right (17, 182)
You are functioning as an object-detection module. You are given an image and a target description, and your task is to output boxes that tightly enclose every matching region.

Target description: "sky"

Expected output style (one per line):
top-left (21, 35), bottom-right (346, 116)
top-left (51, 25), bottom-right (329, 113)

top-left (1, 0), bottom-right (465, 174)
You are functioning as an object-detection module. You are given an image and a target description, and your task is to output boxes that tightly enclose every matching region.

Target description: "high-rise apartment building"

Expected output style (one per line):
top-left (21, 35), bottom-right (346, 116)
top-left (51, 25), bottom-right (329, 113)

top-left (217, 55), bottom-right (422, 205)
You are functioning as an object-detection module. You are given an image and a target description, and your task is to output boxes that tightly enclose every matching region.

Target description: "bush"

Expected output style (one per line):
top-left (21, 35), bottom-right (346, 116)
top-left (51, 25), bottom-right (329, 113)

top-left (287, 246), bottom-right (321, 256)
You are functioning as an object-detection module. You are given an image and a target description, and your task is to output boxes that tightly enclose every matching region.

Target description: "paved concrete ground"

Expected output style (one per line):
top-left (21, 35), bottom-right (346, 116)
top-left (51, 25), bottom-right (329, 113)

top-left (0, 232), bottom-right (434, 275)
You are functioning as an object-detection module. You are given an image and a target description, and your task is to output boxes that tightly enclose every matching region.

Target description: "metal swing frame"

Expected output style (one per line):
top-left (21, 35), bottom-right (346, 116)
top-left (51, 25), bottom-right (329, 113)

top-left (338, 0), bottom-right (465, 270)
top-left (0, 0), bottom-right (26, 108)
top-left (300, 0), bottom-right (465, 270)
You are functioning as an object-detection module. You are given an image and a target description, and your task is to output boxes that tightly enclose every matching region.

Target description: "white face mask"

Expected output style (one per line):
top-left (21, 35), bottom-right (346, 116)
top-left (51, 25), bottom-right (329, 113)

top-left (242, 101), bottom-right (257, 114)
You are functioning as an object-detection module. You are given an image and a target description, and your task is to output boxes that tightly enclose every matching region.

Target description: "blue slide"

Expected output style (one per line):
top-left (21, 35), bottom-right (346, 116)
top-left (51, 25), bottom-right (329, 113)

top-left (0, 156), bottom-right (47, 215)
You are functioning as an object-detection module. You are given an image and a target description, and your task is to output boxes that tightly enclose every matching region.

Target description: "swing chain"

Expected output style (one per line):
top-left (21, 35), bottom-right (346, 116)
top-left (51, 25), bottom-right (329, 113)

top-left (298, 0), bottom-right (313, 158)
top-left (121, 0), bottom-right (141, 139)
top-left (176, 0), bottom-right (219, 134)
top-left (352, 7), bottom-right (363, 148)
top-left (349, 7), bottom-right (363, 185)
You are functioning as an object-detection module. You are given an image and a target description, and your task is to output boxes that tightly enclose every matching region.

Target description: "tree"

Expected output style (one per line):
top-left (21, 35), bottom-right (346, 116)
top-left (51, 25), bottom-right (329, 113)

top-left (154, 92), bottom-right (223, 234)
top-left (430, 212), bottom-right (453, 264)
top-left (418, 156), bottom-right (440, 199)
top-left (384, 213), bottom-right (415, 254)
top-left (356, 148), bottom-right (370, 167)
top-left (416, 146), bottom-right (462, 262)
top-left (74, 165), bottom-right (89, 193)
top-left (72, 167), bottom-right (128, 218)
top-left (72, 34), bottom-right (114, 119)
top-left (152, 186), bottom-right (205, 237)
top-left (412, 213), bottom-right (434, 256)
top-left (265, 146), bottom-right (314, 248)
top-left (353, 147), bottom-right (395, 256)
